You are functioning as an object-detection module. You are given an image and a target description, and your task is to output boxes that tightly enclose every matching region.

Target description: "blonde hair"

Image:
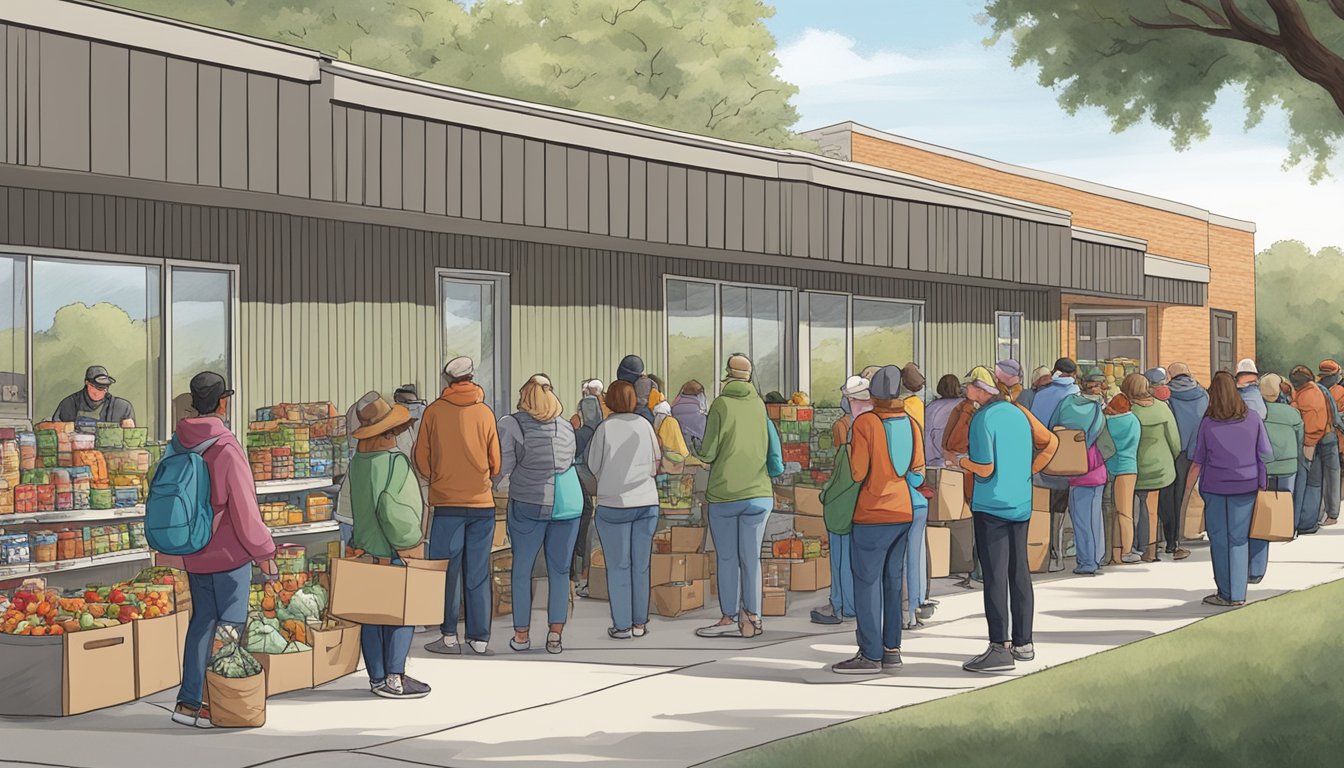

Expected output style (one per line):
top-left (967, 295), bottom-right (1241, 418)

top-left (518, 379), bottom-right (564, 422)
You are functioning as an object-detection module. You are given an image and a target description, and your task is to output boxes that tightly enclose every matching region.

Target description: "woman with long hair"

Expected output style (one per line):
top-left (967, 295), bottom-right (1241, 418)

top-left (496, 375), bottom-right (581, 654)
top-left (1185, 371), bottom-right (1272, 607)
top-left (1123, 373), bottom-right (1182, 562)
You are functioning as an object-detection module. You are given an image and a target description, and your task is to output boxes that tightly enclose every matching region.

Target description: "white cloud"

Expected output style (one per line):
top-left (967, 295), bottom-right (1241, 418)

top-left (776, 29), bottom-right (976, 89)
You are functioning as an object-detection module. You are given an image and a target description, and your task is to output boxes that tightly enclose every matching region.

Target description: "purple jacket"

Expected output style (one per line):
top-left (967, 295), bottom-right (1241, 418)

top-left (175, 416), bottom-right (276, 574)
top-left (1191, 415), bottom-right (1272, 496)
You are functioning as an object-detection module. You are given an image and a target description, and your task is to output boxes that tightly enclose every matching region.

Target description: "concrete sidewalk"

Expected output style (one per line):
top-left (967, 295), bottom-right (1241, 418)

top-left (3, 527), bottom-right (1342, 768)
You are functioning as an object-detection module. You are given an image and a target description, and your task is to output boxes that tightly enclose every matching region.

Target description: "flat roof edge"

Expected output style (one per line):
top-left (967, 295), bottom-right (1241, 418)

top-left (1145, 254), bottom-right (1211, 284)
top-left (1073, 226), bottom-right (1147, 251)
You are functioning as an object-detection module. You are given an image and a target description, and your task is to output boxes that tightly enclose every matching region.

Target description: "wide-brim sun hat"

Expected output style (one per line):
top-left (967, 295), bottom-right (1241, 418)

top-left (352, 396), bottom-right (413, 440)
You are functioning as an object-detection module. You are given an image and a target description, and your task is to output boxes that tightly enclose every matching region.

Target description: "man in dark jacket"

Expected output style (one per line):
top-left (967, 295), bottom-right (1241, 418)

top-left (52, 365), bottom-right (136, 426)
top-left (1162, 362), bottom-right (1208, 555)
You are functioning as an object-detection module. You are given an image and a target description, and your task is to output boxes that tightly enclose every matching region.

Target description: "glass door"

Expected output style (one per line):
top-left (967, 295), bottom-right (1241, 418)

top-left (439, 272), bottom-right (509, 415)
top-left (168, 266), bottom-right (236, 429)
top-left (1211, 310), bottom-right (1237, 374)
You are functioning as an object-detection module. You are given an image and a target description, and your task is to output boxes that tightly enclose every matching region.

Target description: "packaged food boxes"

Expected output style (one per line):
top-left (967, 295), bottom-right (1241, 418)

top-left (1, 533), bottom-right (31, 564)
top-left (781, 443), bottom-right (810, 467)
top-left (95, 426), bottom-right (125, 450)
top-left (330, 556), bottom-right (449, 626)
top-left (305, 494), bottom-right (333, 522)
top-left (652, 525), bottom-right (706, 555)
top-left (771, 536), bottom-right (803, 561)
top-left (276, 544), bottom-right (307, 574)
top-left (793, 486), bottom-right (823, 517)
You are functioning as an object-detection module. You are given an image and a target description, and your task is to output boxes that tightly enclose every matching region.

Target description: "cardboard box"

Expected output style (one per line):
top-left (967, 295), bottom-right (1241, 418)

top-left (932, 469), bottom-right (970, 522)
top-left (650, 580), bottom-right (706, 617)
top-left (762, 587), bottom-right (787, 616)
top-left (310, 618), bottom-right (361, 687)
top-left (493, 522), bottom-right (510, 551)
top-left (1032, 486), bottom-right (1052, 513)
top-left (1027, 508), bottom-right (1051, 573)
top-left (590, 548), bottom-right (606, 567)
top-left (588, 565), bottom-right (609, 600)
top-left (255, 649), bottom-right (315, 696)
top-left (650, 553), bottom-right (711, 586)
top-left (793, 486), bottom-right (823, 517)
top-left (330, 556), bottom-right (449, 626)
top-left (789, 555), bottom-right (831, 592)
top-left (666, 525), bottom-right (707, 553)
top-left (926, 525), bottom-right (950, 579)
top-left (133, 613), bottom-right (183, 698)
top-left (794, 514), bottom-right (828, 539)
top-left (0, 622), bottom-right (136, 716)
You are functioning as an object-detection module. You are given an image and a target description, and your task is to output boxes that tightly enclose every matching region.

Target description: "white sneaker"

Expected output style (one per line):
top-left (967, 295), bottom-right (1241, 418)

top-left (467, 639), bottom-right (494, 656)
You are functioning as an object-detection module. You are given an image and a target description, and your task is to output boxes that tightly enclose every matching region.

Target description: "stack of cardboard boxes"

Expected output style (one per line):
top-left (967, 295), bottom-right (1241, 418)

top-left (589, 524), bottom-right (709, 618)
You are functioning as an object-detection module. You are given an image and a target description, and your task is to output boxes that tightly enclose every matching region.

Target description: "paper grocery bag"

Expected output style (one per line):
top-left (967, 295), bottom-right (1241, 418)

top-left (205, 670), bottom-right (266, 728)
top-left (1181, 484), bottom-right (1206, 540)
top-left (932, 469), bottom-right (968, 522)
top-left (1042, 428), bottom-right (1087, 477)
top-left (1250, 490), bottom-right (1294, 542)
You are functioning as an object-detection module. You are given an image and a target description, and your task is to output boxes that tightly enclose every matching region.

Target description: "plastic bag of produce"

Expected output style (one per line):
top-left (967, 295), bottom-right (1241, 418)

top-left (205, 625), bottom-right (266, 727)
top-left (245, 621), bottom-right (290, 655)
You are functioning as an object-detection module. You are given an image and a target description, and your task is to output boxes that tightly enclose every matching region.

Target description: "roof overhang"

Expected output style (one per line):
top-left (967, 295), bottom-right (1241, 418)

top-left (1145, 254), bottom-right (1210, 284)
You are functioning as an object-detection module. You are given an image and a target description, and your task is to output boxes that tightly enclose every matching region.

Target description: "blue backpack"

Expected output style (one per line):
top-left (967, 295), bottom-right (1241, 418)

top-left (145, 435), bottom-right (221, 555)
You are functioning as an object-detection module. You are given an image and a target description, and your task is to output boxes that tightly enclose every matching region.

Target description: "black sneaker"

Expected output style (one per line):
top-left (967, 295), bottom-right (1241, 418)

top-left (374, 673), bottom-right (431, 699)
top-left (810, 606), bottom-right (843, 625)
top-left (963, 643), bottom-right (1016, 673)
top-left (917, 602), bottom-right (936, 621)
top-left (1011, 643), bottom-right (1035, 662)
top-left (882, 648), bottom-right (903, 670)
top-left (831, 654), bottom-right (882, 675)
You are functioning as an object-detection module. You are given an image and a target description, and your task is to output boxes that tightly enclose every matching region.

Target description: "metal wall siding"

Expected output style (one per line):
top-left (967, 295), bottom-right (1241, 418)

top-left (567, 147), bottom-right (589, 233)
top-left (424, 121), bottom-right (446, 215)
top-left (380, 113), bottom-right (402, 210)
top-left (36, 33), bottom-right (89, 172)
top-left (588, 153), bottom-right (608, 236)
top-left (666, 164), bottom-right (687, 245)
top-left (725, 175), bottom-right (744, 252)
top-left (460, 127), bottom-right (481, 220)
top-left (401, 117), bottom-right (425, 212)
top-left (544, 142), bottom-right (566, 230)
top-left (706, 171), bottom-right (725, 249)
top-left (1143, 275), bottom-right (1206, 306)
top-left (608, 155), bottom-right (629, 239)
top-left (278, 79), bottom-right (309, 198)
top-left (686, 168), bottom-right (707, 248)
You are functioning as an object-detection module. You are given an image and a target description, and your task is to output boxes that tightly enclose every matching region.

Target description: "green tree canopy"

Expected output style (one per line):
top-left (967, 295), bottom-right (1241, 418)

top-left (1255, 239), bottom-right (1344, 374)
top-left (982, 1), bottom-right (1344, 181)
top-left (101, 0), bottom-right (808, 149)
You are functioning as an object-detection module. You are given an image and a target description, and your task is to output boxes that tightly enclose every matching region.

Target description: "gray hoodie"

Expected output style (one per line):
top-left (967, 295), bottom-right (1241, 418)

top-left (588, 413), bottom-right (661, 508)
top-left (496, 411), bottom-right (576, 513)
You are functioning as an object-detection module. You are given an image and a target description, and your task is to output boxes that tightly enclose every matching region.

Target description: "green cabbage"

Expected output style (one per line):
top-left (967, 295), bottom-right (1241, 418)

top-left (209, 625), bottom-right (262, 679)
top-left (287, 585), bottom-right (326, 621)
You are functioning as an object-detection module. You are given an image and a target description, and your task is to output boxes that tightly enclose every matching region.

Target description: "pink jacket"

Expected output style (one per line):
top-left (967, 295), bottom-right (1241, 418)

top-left (173, 416), bottom-right (276, 574)
top-left (1069, 444), bottom-right (1109, 488)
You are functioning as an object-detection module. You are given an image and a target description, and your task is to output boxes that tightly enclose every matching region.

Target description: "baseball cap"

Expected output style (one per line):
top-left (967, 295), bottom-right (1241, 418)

top-left (84, 365), bottom-right (116, 387)
top-left (869, 366), bottom-right (903, 400)
top-left (840, 375), bottom-right (871, 400)
top-left (189, 371), bottom-right (234, 406)
top-left (1319, 360), bottom-right (1341, 376)
top-left (723, 354), bottom-right (753, 383)
top-left (964, 366), bottom-right (998, 394)
top-left (1144, 367), bottom-right (1168, 386)
top-left (443, 356), bottom-right (475, 379)
top-left (1053, 358), bottom-right (1078, 375)
top-left (994, 359), bottom-right (1024, 384)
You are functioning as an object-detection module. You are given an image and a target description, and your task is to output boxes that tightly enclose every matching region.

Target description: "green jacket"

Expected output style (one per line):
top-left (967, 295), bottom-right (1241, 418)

top-left (1132, 398), bottom-right (1181, 490)
top-left (696, 381), bottom-right (784, 503)
top-left (348, 449), bottom-right (425, 559)
top-left (821, 445), bottom-right (860, 535)
top-left (1263, 402), bottom-right (1304, 478)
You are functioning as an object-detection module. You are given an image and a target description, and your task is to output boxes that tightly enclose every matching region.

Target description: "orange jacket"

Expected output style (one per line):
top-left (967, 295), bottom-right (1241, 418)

top-left (1295, 383), bottom-right (1329, 448)
top-left (849, 405), bottom-right (925, 525)
top-left (942, 399), bottom-right (976, 459)
top-left (413, 382), bottom-right (501, 508)
top-left (831, 414), bottom-right (851, 448)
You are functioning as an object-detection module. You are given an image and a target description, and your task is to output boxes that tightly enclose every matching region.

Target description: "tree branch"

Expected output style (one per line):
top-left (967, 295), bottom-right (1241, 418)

top-left (601, 0), bottom-right (647, 26)
top-left (1175, 0), bottom-right (1228, 26)
top-left (1328, 0), bottom-right (1344, 22)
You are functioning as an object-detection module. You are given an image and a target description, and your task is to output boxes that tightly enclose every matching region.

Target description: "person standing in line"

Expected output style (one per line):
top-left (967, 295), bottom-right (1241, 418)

top-left (1124, 373), bottom-right (1182, 562)
top-left (1016, 366), bottom-right (1053, 412)
top-left (347, 395), bottom-right (431, 698)
top-left (899, 363), bottom-right (926, 427)
top-left (924, 375), bottom-right (964, 466)
top-left (831, 366), bottom-right (924, 674)
top-left (897, 363), bottom-right (930, 624)
top-left (960, 367), bottom-right (1058, 673)
top-left (588, 380), bottom-right (661, 640)
top-left (418, 357), bottom-right (502, 657)
top-left (1146, 368), bottom-right (1171, 402)
top-left (1050, 370), bottom-right (1110, 575)
top-left (570, 379), bottom-right (610, 428)
top-left (1291, 366), bottom-right (1333, 535)
top-left (812, 376), bottom-right (870, 626)
top-left (1185, 372), bottom-right (1272, 608)
top-left (1235, 359), bottom-right (1268, 420)
top-left (571, 393), bottom-right (604, 597)
top-left (670, 381), bottom-right (709, 450)
top-left (694, 354), bottom-right (785, 640)
top-left (1030, 358), bottom-right (1081, 573)
top-left (1316, 360), bottom-right (1344, 527)
top-left (652, 400), bottom-right (693, 466)
top-left (1252, 374), bottom-right (1302, 585)
top-left (994, 360), bottom-right (1026, 404)
top-left (1163, 363), bottom-right (1208, 558)
top-left (616, 355), bottom-right (655, 423)
top-left (1103, 393), bottom-right (1142, 565)
top-left (496, 376), bottom-right (581, 654)
top-left (170, 373), bottom-right (278, 728)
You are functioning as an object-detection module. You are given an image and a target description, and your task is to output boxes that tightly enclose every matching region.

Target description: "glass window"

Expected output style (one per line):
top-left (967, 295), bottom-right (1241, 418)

top-left (803, 293), bottom-right (847, 408)
top-left (171, 269), bottom-right (232, 421)
top-left (0, 255), bottom-right (26, 422)
top-left (666, 279), bottom-right (717, 398)
top-left (440, 275), bottom-right (504, 414)
top-left (996, 311), bottom-right (1023, 364)
top-left (1074, 311), bottom-right (1145, 385)
top-left (853, 298), bottom-right (919, 374)
top-left (32, 259), bottom-right (162, 437)
top-left (721, 285), bottom-right (789, 397)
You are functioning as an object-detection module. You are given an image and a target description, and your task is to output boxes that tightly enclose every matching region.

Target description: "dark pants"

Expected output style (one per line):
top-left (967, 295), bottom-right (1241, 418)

top-left (428, 507), bottom-right (495, 642)
top-left (974, 512), bottom-right (1034, 647)
top-left (1048, 488), bottom-right (1068, 572)
top-left (572, 494), bottom-right (596, 583)
top-left (1159, 452), bottom-right (1191, 551)
top-left (1303, 435), bottom-right (1341, 526)
top-left (851, 522), bottom-right (911, 662)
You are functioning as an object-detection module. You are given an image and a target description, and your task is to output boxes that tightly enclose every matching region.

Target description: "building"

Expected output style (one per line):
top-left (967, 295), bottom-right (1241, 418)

top-left (806, 123), bottom-right (1256, 384)
top-left (0, 0), bottom-right (1248, 438)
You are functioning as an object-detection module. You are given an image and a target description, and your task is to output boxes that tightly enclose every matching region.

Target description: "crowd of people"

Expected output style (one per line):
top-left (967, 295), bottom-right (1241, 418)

top-left (162, 345), bottom-right (1336, 726)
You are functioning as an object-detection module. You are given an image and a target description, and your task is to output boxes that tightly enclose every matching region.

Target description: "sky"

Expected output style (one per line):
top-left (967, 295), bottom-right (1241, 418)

top-left (765, 0), bottom-right (1342, 251)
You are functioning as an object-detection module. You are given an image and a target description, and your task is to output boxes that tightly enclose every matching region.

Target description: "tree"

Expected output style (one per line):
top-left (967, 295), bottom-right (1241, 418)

top-left (100, 0), bottom-right (808, 149)
top-left (1255, 240), bottom-right (1344, 374)
top-left (982, 1), bottom-right (1344, 181)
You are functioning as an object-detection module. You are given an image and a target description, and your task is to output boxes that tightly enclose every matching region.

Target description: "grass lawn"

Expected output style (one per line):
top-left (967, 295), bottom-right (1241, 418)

top-left (709, 579), bottom-right (1344, 768)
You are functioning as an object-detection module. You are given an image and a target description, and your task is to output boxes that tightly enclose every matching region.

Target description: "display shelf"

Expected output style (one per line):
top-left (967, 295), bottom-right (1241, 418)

top-left (0, 506), bottom-right (147, 526)
top-left (0, 549), bottom-right (153, 580)
top-left (267, 520), bottom-right (339, 537)
top-left (254, 478), bottom-right (335, 495)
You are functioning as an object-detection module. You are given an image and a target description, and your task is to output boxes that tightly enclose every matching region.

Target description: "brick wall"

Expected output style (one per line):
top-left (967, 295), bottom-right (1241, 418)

top-left (848, 132), bottom-right (1257, 383)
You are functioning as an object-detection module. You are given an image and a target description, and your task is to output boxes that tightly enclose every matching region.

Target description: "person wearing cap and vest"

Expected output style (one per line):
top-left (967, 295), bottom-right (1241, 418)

top-left (52, 365), bottom-right (136, 426)
top-left (1293, 365), bottom-right (1336, 533)
top-left (1314, 360), bottom-right (1344, 527)
top-left (695, 354), bottom-right (785, 640)
top-left (347, 394), bottom-right (432, 699)
top-left (417, 356), bottom-right (502, 657)
top-left (1252, 374), bottom-right (1303, 585)
top-left (961, 366), bottom-right (1057, 674)
top-left (812, 375), bottom-right (871, 626)
top-left (1235, 360), bottom-right (1268, 420)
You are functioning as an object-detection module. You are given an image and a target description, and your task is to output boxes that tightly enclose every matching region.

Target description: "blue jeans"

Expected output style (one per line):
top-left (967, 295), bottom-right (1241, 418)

top-left (708, 497), bottom-right (772, 618)
top-left (1203, 490), bottom-right (1255, 603)
top-left (1069, 485), bottom-right (1105, 572)
top-left (903, 505), bottom-right (928, 624)
top-left (1302, 435), bottom-right (1340, 528)
top-left (594, 505), bottom-right (659, 630)
top-left (1250, 475), bottom-right (1295, 581)
top-left (508, 502), bottom-right (581, 628)
top-left (178, 562), bottom-right (250, 708)
top-left (851, 522), bottom-right (911, 662)
top-left (828, 532), bottom-right (855, 617)
top-left (362, 624), bottom-right (414, 683)
top-left (428, 508), bottom-right (496, 642)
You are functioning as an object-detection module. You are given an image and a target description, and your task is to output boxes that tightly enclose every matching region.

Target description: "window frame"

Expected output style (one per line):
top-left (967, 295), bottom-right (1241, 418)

top-left (994, 310), bottom-right (1025, 365)
top-left (800, 290), bottom-right (926, 404)
top-left (662, 275), bottom-right (797, 397)
top-left (435, 268), bottom-right (511, 416)
top-left (1070, 308), bottom-right (1147, 372)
